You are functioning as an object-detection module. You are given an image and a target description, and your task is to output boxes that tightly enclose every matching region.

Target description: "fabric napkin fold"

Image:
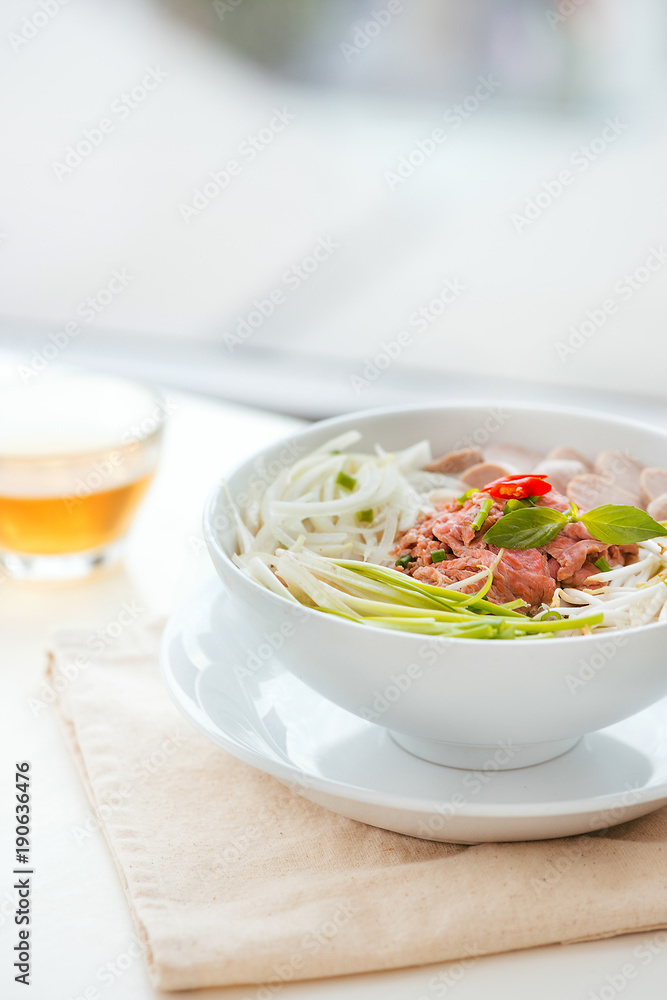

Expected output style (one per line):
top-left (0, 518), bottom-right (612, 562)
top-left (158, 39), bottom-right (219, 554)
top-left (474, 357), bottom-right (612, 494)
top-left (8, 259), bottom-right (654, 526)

top-left (48, 620), bottom-right (667, 992)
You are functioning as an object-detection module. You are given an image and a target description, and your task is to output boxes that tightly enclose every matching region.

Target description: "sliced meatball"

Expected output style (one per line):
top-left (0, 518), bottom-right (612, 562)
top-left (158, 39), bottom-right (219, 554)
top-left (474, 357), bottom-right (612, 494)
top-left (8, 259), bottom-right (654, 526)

top-left (424, 447), bottom-right (483, 475)
top-left (567, 474), bottom-right (640, 512)
top-left (640, 468), bottom-right (667, 504)
top-left (532, 459), bottom-right (588, 495)
top-left (460, 462), bottom-right (509, 489)
top-left (594, 450), bottom-right (643, 496)
top-left (546, 446), bottom-right (593, 470)
top-left (484, 444), bottom-right (542, 474)
top-left (647, 493), bottom-right (667, 523)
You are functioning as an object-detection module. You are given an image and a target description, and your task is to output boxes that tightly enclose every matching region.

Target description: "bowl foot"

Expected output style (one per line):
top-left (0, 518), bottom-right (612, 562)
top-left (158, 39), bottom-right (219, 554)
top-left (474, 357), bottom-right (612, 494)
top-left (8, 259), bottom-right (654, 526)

top-left (390, 732), bottom-right (580, 770)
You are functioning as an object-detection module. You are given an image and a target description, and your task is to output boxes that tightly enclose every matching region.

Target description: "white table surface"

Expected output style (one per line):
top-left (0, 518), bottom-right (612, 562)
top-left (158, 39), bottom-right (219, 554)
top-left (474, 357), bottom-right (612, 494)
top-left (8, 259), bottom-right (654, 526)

top-left (2, 391), bottom-right (667, 1000)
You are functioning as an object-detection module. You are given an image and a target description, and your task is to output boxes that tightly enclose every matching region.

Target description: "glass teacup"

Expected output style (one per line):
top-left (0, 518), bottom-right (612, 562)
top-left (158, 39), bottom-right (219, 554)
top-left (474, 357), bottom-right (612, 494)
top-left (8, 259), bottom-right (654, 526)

top-left (0, 373), bottom-right (166, 580)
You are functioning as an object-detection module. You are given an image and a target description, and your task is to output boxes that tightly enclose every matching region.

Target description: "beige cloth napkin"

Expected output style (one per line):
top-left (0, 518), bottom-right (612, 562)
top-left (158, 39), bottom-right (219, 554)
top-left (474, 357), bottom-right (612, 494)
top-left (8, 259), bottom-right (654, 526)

top-left (48, 620), bottom-right (667, 992)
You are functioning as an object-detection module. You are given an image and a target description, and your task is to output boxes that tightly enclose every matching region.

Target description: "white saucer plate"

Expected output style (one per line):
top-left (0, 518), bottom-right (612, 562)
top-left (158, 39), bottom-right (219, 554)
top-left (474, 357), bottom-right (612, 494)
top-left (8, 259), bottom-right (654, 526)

top-left (161, 577), bottom-right (667, 844)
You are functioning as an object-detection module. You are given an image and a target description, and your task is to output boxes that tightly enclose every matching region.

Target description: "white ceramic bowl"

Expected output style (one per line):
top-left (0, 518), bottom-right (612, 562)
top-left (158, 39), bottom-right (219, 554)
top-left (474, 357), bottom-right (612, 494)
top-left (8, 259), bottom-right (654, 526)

top-left (204, 403), bottom-right (667, 770)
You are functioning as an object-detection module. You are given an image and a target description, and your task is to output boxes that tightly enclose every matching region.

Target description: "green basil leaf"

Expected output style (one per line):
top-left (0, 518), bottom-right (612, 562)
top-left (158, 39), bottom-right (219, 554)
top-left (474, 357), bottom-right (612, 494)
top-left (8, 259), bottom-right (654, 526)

top-left (580, 505), bottom-right (667, 544)
top-left (483, 507), bottom-right (568, 549)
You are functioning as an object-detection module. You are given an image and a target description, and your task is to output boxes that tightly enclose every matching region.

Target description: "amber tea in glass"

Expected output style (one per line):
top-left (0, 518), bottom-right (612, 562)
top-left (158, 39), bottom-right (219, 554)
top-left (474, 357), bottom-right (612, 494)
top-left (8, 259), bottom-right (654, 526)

top-left (0, 374), bottom-right (165, 579)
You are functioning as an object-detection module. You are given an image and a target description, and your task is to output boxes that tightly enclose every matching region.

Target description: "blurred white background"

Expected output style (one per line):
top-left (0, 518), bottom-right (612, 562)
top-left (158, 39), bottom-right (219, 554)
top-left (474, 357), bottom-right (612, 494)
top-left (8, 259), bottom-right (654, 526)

top-left (1, 0), bottom-right (666, 416)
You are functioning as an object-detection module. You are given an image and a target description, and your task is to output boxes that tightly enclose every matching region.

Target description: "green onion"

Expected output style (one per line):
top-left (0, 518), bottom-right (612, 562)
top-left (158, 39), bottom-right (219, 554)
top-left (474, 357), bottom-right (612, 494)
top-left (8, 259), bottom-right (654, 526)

top-left (291, 557), bottom-right (607, 637)
top-left (336, 471), bottom-right (357, 491)
top-left (326, 562), bottom-right (603, 635)
top-left (503, 497), bottom-right (536, 513)
top-left (330, 449), bottom-right (340, 454)
top-left (535, 608), bottom-right (564, 622)
top-left (431, 549), bottom-right (448, 563)
top-left (338, 560), bottom-right (525, 617)
top-left (471, 498), bottom-right (493, 533)
top-left (357, 509), bottom-right (373, 523)
top-left (457, 488), bottom-right (479, 505)
top-left (496, 621), bottom-right (517, 640)
top-left (395, 554), bottom-right (413, 569)
top-left (503, 499), bottom-right (523, 513)
top-left (594, 556), bottom-right (612, 573)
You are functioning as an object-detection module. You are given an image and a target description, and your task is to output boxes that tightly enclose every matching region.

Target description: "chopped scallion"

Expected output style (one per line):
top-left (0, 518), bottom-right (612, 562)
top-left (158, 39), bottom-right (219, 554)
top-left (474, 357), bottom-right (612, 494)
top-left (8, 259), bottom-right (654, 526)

top-left (395, 554), bottom-right (413, 569)
top-left (357, 509), bottom-right (373, 523)
top-left (471, 498), bottom-right (493, 533)
top-left (431, 549), bottom-right (448, 563)
top-left (336, 471), bottom-right (357, 491)
top-left (594, 556), bottom-right (612, 573)
top-left (504, 497), bottom-right (536, 513)
top-left (535, 608), bottom-right (563, 622)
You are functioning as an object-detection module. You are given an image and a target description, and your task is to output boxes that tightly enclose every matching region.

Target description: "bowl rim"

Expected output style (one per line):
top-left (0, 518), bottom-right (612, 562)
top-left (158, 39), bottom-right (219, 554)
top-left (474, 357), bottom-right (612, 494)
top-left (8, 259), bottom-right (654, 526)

top-left (203, 399), bottom-right (667, 647)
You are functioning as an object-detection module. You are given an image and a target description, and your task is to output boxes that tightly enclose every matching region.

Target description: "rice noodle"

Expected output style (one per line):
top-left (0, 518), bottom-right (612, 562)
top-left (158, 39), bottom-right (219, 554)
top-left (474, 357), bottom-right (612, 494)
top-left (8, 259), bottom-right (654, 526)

top-left (234, 433), bottom-right (443, 567)
top-left (551, 540), bottom-right (667, 628)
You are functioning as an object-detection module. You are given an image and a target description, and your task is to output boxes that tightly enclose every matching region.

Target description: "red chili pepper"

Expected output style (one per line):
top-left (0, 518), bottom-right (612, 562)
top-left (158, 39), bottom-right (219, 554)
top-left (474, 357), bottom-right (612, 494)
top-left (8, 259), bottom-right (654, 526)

top-left (481, 474), bottom-right (552, 500)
